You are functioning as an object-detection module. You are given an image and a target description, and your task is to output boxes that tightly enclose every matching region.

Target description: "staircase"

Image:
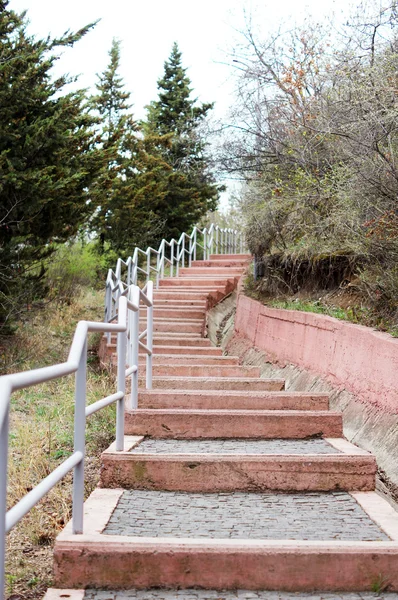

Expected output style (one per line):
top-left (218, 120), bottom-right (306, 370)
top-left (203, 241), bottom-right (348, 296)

top-left (47, 254), bottom-right (398, 599)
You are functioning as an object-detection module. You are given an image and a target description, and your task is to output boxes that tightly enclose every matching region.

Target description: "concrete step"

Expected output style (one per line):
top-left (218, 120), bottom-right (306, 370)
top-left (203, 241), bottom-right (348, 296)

top-left (138, 389), bottom-right (328, 410)
top-left (143, 345), bottom-right (222, 356)
top-left (125, 409), bottom-right (343, 438)
top-left (156, 286), bottom-right (229, 295)
top-left (141, 322), bottom-right (203, 334)
top-left (192, 259), bottom-right (249, 267)
top-left (53, 487), bottom-right (398, 591)
top-left (137, 354), bottom-right (240, 366)
top-left (159, 278), bottom-right (236, 287)
top-left (153, 337), bottom-right (212, 347)
top-left (210, 253), bottom-right (251, 260)
top-left (178, 267), bottom-right (245, 276)
top-left (139, 308), bottom-right (206, 319)
top-left (45, 590), bottom-right (398, 600)
top-left (139, 376), bottom-right (285, 390)
top-left (155, 300), bottom-right (206, 309)
top-left (153, 290), bottom-right (219, 300)
top-left (137, 365), bottom-right (261, 378)
top-left (100, 437), bottom-right (376, 492)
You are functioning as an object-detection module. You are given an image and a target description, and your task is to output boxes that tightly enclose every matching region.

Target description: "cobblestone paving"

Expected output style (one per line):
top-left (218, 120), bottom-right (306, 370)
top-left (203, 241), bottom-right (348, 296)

top-left (85, 590), bottom-right (398, 600)
top-left (130, 438), bottom-right (341, 454)
top-left (103, 491), bottom-right (388, 540)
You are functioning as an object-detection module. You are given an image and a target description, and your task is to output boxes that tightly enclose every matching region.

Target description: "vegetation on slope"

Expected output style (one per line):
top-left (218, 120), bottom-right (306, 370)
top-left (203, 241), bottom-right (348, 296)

top-left (226, 0), bottom-right (398, 331)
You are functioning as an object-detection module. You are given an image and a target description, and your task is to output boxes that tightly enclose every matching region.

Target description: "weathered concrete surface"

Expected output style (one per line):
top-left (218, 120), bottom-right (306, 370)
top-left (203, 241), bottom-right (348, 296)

top-left (137, 389), bottom-right (329, 410)
top-left (235, 294), bottom-right (398, 414)
top-left (124, 409), bottom-right (343, 439)
top-left (208, 293), bottom-right (398, 495)
top-left (100, 452), bottom-right (376, 492)
top-left (138, 376), bottom-right (285, 391)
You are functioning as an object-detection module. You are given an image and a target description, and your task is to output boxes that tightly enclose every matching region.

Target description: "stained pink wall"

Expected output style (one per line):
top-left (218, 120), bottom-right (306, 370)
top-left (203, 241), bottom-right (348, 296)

top-left (234, 294), bottom-right (398, 413)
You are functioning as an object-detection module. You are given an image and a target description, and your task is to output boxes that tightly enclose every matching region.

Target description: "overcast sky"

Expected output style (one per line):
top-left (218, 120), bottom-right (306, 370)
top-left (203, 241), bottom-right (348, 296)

top-left (8, 0), bottom-right (349, 204)
top-left (8, 0), bottom-right (350, 118)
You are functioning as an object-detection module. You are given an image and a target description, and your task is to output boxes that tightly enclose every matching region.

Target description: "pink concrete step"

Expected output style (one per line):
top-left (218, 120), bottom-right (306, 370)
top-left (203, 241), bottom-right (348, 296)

top-left (138, 355), bottom-right (240, 366)
top-left (141, 322), bottom-right (203, 334)
top-left (142, 345), bottom-right (222, 356)
top-left (153, 290), bottom-right (219, 300)
top-left (139, 376), bottom-right (285, 391)
top-left (192, 259), bottom-right (249, 267)
top-left (138, 390), bottom-right (328, 410)
top-left (54, 488), bottom-right (398, 591)
top-left (210, 253), bottom-right (251, 260)
top-left (139, 308), bottom-right (206, 319)
top-left (155, 300), bottom-right (206, 308)
top-left (159, 278), bottom-right (236, 287)
top-left (153, 337), bottom-right (212, 347)
top-left (125, 409), bottom-right (343, 438)
top-left (100, 439), bottom-right (376, 492)
top-left (138, 365), bottom-right (261, 378)
top-left (178, 268), bottom-right (244, 276)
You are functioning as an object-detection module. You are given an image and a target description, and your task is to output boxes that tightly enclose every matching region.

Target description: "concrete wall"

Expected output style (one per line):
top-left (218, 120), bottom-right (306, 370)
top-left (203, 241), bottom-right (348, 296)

top-left (235, 294), bottom-right (398, 414)
top-left (207, 292), bottom-right (398, 500)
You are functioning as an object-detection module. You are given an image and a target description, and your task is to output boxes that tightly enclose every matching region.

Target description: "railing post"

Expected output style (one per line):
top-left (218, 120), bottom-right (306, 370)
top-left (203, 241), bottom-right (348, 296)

top-left (146, 281), bottom-right (153, 390)
top-left (105, 283), bottom-right (111, 342)
top-left (146, 250), bottom-right (151, 286)
top-left (193, 229), bottom-right (197, 262)
top-left (116, 298), bottom-right (127, 452)
top-left (130, 291), bottom-right (139, 410)
top-left (181, 236), bottom-right (185, 268)
top-left (170, 241), bottom-right (174, 279)
top-left (203, 229), bottom-right (207, 260)
top-left (188, 235), bottom-right (192, 268)
top-left (72, 338), bottom-right (87, 535)
top-left (0, 400), bottom-right (9, 600)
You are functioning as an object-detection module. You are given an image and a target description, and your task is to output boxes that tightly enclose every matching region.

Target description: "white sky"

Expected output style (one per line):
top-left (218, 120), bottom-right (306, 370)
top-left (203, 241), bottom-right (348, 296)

top-left (8, 0), bottom-right (349, 204)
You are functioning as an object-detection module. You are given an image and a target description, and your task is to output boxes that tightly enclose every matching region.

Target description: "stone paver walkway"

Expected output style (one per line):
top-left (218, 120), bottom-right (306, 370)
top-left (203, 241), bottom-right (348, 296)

top-left (130, 438), bottom-right (341, 454)
top-left (85, 590), bottom-right (398, 600)
top-left (104, 490), bottom-right (388, 540)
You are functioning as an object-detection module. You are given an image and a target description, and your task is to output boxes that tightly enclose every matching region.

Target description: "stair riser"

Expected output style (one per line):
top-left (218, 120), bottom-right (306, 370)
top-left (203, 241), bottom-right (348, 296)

top-left (159, 278), bottom-right (236, 287)
top-left (138, 356), bottom-right (239, 366)
top-left (153, 338), bottom-right (212, 347)
top-left (178, 269), bottom-right (244, 276)
top-left (141, 347), bottom-right (222, 356)
top-left (210, 253), bottom-right (251, 260)
top-left (138, 392), bottom-right (328, 411)
top-left (139, 309), bottom-right (205, 319)
top-left (125, 412), bottom-right (343, 438)
top-left (139, 377), bottom-right (285, 391)
top-left (54, 541), bottom-right (398, 591)
top-left (191, 260), bottom-right (249, 267)
top-left (137, 366), bottom-right (261, 377)
top-left (141, 323), bottom-right (203, 333)
top-left (153, 291), bottom-right (218, 300)
top-left (100, 455), bottom-right (376, 492)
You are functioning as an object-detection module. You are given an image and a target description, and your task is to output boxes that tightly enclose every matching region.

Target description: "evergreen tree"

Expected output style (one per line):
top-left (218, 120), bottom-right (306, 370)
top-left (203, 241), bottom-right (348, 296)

top-left (0, 2), bottom-right (101, 329)
top-left (90, 39), bottom-right (168, 257)
top-left (144, 42), bottom-right (221, 240)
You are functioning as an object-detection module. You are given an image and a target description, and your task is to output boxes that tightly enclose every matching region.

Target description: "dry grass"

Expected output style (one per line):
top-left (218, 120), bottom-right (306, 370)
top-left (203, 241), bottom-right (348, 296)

top-left (2, 288), bottom-right (116, 600)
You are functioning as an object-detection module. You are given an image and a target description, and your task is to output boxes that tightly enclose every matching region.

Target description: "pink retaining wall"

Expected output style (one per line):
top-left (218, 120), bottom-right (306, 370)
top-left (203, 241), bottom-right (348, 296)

top-left (234, 294), bottom-right (398, 414)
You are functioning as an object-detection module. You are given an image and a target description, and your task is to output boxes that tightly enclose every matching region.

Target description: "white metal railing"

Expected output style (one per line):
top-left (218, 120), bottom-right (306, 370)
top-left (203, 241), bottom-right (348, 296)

top-left (0, 282), bottom-right (153, 600)
top-left (105, 224), bottom-right (245, 329)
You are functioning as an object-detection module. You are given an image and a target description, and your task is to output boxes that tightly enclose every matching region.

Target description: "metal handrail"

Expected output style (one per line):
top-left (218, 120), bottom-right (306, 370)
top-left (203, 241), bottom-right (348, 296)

top-left (105, 224), bottom-right (246, 327)
top-left (0, 282), bottom-right (153, 600)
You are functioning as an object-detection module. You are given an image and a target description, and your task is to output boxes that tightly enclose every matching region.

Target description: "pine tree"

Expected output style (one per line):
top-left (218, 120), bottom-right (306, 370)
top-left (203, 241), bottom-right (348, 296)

top-left (90, 39), bottom-right (168, 257)
top-left (0, 2), bottom-right (101, 329)
top-left (144, 42), bottom-right (221, 240)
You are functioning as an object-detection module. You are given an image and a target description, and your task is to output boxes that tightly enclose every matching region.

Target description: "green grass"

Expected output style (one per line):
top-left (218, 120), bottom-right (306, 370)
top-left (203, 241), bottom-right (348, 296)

top-left (4, 287), bottom-right (116, 600)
